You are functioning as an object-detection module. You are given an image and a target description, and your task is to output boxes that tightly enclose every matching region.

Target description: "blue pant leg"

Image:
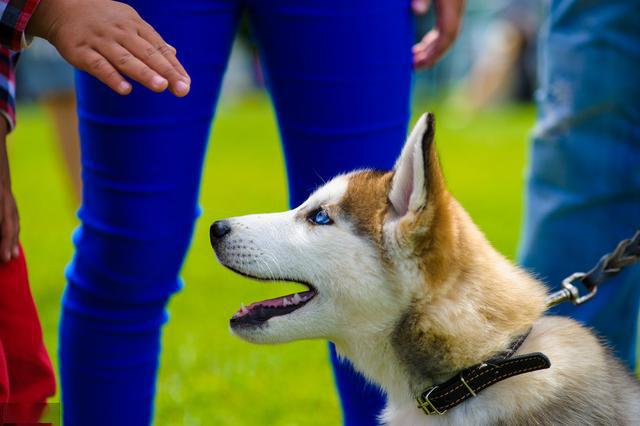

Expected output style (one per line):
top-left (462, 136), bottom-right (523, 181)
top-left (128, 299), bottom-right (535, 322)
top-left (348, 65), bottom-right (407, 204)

top-left (520, 0), bottom-right (640, 370)
top-left (249, 1), bottom-right (413, 424)
top-left (60, 2), bottom-right (240, 425)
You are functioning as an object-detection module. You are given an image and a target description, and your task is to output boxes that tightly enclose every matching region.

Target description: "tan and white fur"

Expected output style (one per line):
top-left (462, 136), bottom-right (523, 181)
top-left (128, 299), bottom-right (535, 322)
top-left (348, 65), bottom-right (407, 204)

top-left (210, 113), bottom-right (640, 425)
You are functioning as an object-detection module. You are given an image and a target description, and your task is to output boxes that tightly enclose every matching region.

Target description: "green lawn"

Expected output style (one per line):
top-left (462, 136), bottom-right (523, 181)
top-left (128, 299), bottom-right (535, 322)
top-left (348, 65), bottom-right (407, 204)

top-left (10, 95), bottom-right (535, 425)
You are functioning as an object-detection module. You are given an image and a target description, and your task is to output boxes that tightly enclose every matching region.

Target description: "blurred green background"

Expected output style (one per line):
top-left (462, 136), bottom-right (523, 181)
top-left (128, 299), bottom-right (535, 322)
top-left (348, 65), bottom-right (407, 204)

top-left (10, 96), bottom-right (535, 425)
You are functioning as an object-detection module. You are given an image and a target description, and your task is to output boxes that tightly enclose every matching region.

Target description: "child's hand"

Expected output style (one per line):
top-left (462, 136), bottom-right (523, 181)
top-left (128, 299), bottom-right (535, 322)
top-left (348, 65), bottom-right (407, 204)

top-left (0, 119), bottom-right (19, 263)
top-left (27, 0), bottom-right (191, 97)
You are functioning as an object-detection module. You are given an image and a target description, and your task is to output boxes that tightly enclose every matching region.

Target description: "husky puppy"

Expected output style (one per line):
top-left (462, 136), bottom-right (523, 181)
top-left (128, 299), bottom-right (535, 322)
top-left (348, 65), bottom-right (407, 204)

top-left (210, 114), bottom-right (640, 425)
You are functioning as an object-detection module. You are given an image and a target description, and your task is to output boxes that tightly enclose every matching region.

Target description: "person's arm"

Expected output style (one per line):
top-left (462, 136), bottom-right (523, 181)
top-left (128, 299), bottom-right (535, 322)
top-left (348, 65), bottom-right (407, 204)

top-left (0, 122), bottom-right (17, 264)
top-left (0, 46), bottom-right (18, 263)
top-left (0, 0), bottom-right (40, 51)
top-left (412, 0), bottom-right (466, 69)
top-left (0, 47), bottom-right (16, 130)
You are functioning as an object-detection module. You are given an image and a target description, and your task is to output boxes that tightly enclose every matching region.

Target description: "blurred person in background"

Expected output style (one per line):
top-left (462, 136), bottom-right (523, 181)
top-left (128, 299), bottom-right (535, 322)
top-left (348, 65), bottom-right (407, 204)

top-left (17, 38), bottom-right (81, 202)
top-left (518, 0), bottom-right (640, 371)
top-left (464, 0), bottom-right (542, 109)
top-left (426, 0), bottom-right (639, 379)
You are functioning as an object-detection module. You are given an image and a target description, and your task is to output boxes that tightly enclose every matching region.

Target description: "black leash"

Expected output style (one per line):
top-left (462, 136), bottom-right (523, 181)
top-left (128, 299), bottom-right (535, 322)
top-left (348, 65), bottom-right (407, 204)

top-left (546, 229), bottom-right (640, 308)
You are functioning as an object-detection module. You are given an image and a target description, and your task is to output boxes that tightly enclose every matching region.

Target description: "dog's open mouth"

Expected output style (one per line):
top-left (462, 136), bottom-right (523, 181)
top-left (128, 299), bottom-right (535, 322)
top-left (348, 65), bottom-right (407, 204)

top-left (231, 288), bottom-right (316, 327)
top-left (226, 268), bottom-right (318, 328)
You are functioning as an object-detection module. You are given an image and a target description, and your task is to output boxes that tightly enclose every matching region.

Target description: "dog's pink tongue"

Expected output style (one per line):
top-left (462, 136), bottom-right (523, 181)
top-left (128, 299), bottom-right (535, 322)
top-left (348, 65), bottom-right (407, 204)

top-left (233, 290), bottom-right (315, 319)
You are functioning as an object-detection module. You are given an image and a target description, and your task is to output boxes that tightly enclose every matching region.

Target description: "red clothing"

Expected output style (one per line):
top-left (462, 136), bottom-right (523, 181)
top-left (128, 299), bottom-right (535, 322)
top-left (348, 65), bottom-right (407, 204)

top-left (0, 244), bottom-right (55, 423)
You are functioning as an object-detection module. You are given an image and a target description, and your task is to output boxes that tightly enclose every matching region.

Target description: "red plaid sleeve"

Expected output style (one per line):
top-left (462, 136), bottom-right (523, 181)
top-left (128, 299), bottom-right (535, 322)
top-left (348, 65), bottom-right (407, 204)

top-left (0, 0), bottom-right (40, 51)
top-left (0, 46), bottom-right (17, 129)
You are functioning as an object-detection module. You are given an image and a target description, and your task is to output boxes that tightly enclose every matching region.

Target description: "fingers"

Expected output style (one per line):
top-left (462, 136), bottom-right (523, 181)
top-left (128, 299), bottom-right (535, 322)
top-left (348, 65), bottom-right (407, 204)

top-left (413, 0), bottom-right (464, 69)
top-left (78, 41), bottom-right (190, 97)
top-left (0, 199), bottom-right (18, 263)
top-left (413, 29), bottom-right (445, 69)
top-left (95, 29), bottom-right (189, 97)
top-left (140, 25), bottom-right (191, 84)
top-left (0, 193), bottom-right (5, 262)
top-left (0, 223), bottom-right (11, 263)
top-left (120, 29), bottom-right (190, 97)
top-left (10, 201), bottom-right (18, 259)
top-left (412, 0), bottom-right (431, 15)
top-left (96, 43), bottom-right (171, 94)
top-left (9, 208), bottom-right (18, 259)
top-left (163, 45), bottom-right (191, 87)
top-left (77, 48), bottom-right (133, 95)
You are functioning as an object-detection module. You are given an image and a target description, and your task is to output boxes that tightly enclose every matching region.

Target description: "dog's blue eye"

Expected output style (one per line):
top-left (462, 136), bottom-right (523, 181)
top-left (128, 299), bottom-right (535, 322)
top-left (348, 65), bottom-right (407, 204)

top-left (310, 209), bottom-right (332, 225)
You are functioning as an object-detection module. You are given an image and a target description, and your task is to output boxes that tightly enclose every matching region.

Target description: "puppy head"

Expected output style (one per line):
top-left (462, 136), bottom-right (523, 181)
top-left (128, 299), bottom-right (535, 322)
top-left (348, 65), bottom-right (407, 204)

top-left (210, 113), bottom-right (451, 344)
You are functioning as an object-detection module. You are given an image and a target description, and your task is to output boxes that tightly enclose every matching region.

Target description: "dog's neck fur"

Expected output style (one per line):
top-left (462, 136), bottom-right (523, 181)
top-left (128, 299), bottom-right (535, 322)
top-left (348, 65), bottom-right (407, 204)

top-left (334, 196), bottom-right (548, 420)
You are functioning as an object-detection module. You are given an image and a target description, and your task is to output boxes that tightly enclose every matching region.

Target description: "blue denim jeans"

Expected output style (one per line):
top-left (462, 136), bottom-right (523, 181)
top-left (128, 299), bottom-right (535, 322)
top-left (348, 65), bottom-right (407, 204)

top-left (520, 0), bottom-right (640, 370)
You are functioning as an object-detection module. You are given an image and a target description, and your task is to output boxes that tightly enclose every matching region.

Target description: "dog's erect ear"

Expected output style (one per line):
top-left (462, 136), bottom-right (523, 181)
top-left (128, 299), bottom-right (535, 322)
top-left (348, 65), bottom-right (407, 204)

top-left (388, 113), bottom-right (445, 217)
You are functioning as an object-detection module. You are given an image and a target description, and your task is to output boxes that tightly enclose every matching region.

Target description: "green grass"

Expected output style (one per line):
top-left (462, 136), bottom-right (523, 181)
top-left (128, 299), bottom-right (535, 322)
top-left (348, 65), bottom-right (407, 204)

top-left (9, 95), bottom-right (535, 425)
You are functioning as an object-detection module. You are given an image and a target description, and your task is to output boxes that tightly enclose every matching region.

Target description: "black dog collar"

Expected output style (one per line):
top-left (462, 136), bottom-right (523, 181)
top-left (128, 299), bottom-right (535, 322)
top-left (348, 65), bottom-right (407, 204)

top-left (416, 330), bottom-right (551, 415)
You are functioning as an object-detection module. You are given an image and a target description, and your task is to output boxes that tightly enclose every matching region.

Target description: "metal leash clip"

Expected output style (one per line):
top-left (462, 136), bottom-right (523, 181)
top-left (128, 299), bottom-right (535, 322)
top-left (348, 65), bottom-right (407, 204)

top-left (545, 230), bottom-right (639, 308)
top-left (546, 272), bottom-right (597, 308)
top-left (562, 272), bottom-right (597, 305)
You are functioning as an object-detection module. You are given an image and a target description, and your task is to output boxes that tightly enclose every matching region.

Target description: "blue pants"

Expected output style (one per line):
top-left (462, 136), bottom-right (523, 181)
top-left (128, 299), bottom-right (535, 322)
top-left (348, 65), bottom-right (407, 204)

top-left (520, 0), bottom-right (640, 370)
top-left (62, 1), bottom-right (412, 424)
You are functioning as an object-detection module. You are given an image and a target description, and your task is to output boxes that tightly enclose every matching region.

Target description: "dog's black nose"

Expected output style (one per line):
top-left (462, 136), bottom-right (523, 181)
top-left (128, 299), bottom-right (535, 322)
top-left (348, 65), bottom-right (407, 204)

top-left (210, 220), bottom-right (232, 243)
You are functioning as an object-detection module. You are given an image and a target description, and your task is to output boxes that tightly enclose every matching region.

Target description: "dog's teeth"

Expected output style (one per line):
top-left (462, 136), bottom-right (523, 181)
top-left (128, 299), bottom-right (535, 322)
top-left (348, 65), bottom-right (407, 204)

top-left (239, 303), bottom-right (249, 315)
top-left (292, 293), bottom-right (302, 304)
top-left (282, 298), bottom-right (289, 307)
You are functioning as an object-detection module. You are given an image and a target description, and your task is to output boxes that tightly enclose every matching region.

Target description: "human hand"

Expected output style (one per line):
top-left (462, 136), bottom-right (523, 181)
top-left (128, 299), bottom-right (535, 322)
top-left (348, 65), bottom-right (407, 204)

top-left (0, 119), bottom-right (19, 263)
top-left (26, 0), bottom-right (191, 97)
top-left (412, 0), bottom-right (465, 69)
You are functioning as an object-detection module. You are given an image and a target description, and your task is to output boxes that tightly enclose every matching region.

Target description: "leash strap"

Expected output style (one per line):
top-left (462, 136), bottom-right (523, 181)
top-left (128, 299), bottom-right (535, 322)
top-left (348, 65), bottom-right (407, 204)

top-left (582, 229), bottom-right (640, 290)
top-left (546, 229), bottom-right (640, 308)
top-left (416, 352), bottom-right (550, 415)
